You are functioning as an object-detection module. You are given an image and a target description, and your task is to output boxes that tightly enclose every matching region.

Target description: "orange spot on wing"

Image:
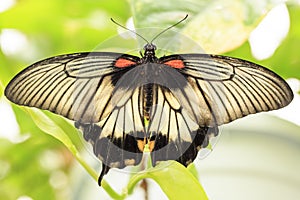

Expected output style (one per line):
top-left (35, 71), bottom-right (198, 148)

top-left (137, 140), bottom-right (146, 152)
top-left (137, 138), bottom-right (155, 152)
top-left (164, 59), bottom-right (185, 69)
top-left (114, 58), bottom-right (136, 68)
top-left (148, 140), bottom-right (155, 152)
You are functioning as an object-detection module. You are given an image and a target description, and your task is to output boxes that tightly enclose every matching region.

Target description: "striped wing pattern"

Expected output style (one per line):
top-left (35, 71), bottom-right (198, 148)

top-left (5, 52), bottom-right (137, 123)
top-left (75, 87), bottom-right (145, 183)
top-left (162, 54), bottom-right (293, 126)
top-left (75, 84), bottom-right (218, 184)
top-left (148, 85), bottom-right (218, 167)
top-left (5, 52), bottom-right (293, 185)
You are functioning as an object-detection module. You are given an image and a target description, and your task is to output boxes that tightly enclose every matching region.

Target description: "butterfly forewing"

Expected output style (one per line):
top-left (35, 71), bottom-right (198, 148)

top-left (5, 52), bottom-right (140, 123)
top-left (159, 54), bottom-right (293, 126)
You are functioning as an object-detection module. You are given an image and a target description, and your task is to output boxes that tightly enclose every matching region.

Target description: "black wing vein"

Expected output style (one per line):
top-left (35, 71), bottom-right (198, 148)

top-left (159, 53), bottom-right (293, 126)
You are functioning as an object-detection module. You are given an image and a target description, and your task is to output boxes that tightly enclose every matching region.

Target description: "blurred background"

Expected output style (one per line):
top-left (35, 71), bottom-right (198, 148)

top-left (0, 0), bottom-right (300, 199)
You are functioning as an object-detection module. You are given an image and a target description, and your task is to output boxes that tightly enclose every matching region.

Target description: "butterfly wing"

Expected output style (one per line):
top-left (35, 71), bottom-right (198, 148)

top-left (147, 85), bottom-right (218, 167)
top-left (148, 53), bottom-right (294, 168)
top-left (75, 86), bottom-right (146, 185)
top-left (5, 52), bottom-right (146, 185)
top-left (5, 52), bottom-right (140, 123)
top-left (159, 54), bottom-right (294, 126)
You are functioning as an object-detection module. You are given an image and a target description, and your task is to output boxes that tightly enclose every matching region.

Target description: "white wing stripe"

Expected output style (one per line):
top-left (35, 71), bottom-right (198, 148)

top-left (48, 78), bottom-right (73, 111)
top-left (66, 57), bottom-right (117, 78)
top-left (10, 63), bottom-right (63, 97)
top-left (240, 67), bottom-right (289, 102)
top-left (20, 69), bottom-right (59, 105)
top-left (37, 72), bottom-right (68, 108)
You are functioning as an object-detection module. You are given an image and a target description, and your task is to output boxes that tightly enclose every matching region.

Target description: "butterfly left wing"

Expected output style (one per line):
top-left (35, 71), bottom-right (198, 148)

top-left (75, 86), bottom-right (146, 185)
top-left (5, 52), bottom-right (140, 123)
top-left (5, 52), bottom-right (146, 185)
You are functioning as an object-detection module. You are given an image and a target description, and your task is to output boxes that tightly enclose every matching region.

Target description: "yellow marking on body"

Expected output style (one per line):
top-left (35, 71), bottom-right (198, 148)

top-left (144, 118), bottom-right (149, 127)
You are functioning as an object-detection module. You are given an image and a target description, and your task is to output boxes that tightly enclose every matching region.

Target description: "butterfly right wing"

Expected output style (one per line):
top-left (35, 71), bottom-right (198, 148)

top-left (159, 54), bottom-right (293, 126)
top-left (147, 85), bottom-right (218, 168)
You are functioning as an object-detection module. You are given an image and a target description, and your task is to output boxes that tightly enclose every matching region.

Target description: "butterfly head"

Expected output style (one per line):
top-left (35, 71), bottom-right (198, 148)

top-left (144, 43), bottom-right (157, 51)
top-left (143, 43), bottom-right (157, 57)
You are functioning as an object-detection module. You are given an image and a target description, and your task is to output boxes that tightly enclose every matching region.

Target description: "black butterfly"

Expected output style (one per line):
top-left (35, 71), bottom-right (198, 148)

top-left (4, 16), bottom-right (293, 186)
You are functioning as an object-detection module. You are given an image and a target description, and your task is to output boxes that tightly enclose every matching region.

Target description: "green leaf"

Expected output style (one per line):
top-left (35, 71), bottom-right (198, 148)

top-left (26, 108), bottom-right (127, 198)
top-left (0, 0), bottom-right (131, 55)
top-left (26, 108), bottom-right (99, 181)
top-left (130, 0), bottom-right (286, 53)
top-left (0, 138), bottom-right (59, 200)
top-left (127, 161), bottom-right (208, 200)
top-left (226, 4), bottom-right (300, 80)
top-left (187, 163), bottom-right (199, 179)
top-left (27, 109), bottom-right (75, 151)
top-left (0, 81), bottom-right (4, 97)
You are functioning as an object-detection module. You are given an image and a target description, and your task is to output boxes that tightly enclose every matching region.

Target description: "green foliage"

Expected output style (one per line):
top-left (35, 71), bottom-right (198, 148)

top-left (131, 0), bottom-right (291, 53)
top-left (0, 139), bottom-right (57, 200)
top-left (127, 161), bottom-right (208, 199)
top-left (0, 0), bottom-right (299, 199)
top-left (227, 5), bottom-right (300, 79)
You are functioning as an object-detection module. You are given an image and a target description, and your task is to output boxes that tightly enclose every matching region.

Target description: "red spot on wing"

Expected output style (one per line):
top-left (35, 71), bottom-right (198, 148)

top-left (164, 59), bottom-right (185, 69)
top-left (114, 58), bottom-right (136, 68)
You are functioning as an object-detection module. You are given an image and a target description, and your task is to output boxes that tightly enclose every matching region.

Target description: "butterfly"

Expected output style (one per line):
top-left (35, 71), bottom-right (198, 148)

top-left (4, 15), bottom-right (293, 186)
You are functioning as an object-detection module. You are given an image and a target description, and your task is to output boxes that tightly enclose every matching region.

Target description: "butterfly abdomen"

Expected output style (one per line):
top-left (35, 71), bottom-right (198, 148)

top-left (142, 83), bottom-right (154, 122)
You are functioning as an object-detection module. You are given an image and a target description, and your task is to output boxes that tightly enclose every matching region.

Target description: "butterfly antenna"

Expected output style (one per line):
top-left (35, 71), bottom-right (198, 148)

top-left (111, 18), bottom-right (150, 44)
top-left (150, 14), bottom-right (188, 44)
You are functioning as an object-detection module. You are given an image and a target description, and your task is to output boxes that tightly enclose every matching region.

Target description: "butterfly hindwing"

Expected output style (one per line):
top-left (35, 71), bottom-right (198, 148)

top-left (148, 85), bottom-right (218, 167)
top-left (75, 82), bottom-right (219, 184)
top-left (74, 86), bottom-right (146, 184)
